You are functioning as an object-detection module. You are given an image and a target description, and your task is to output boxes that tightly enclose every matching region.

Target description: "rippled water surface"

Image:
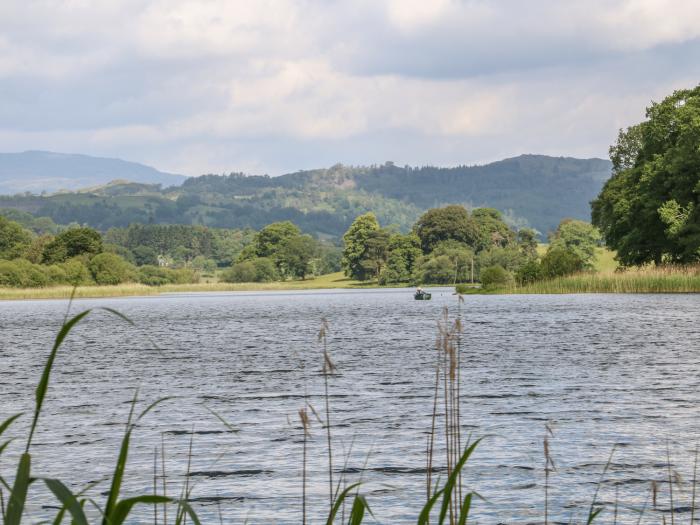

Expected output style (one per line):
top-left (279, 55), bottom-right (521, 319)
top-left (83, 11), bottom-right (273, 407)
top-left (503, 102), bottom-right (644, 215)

top-left (1, 289), bottom-right (700, 523)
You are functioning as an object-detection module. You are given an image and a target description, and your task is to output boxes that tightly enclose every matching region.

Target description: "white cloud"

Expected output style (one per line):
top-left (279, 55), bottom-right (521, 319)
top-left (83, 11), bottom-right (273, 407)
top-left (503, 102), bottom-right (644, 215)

top-left (0, 0), bottom-right (698, 174)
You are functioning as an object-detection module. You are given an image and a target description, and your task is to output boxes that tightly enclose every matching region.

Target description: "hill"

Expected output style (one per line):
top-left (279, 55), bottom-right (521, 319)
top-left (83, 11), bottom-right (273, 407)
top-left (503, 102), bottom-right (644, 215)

top-left (0, 154), bottom-right (611, 237)
top-left (0, 151), bottom-right (186, 194)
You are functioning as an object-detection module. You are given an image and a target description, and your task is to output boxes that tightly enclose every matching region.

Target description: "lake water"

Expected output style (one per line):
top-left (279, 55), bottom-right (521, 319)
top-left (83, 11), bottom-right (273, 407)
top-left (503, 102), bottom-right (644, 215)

top-left (1, 289), bottom-right (700, 523)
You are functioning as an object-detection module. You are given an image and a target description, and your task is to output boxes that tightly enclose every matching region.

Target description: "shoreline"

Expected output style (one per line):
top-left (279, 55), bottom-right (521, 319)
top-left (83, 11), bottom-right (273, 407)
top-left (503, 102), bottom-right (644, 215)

top-left (2, 268), bottom-right (700, 301)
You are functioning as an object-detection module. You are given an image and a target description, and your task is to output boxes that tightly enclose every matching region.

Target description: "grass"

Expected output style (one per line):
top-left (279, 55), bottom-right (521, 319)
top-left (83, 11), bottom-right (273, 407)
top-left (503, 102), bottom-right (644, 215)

top-left (510, 264), bottom-right (700, 294)
top-left (0, 272), bottom-right (378, 301)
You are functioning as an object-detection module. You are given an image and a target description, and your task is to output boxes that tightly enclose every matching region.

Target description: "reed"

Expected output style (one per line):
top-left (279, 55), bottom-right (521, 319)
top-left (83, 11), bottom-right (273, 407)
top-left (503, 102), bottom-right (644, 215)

top-left (510, 264), bottom-right (700, 294)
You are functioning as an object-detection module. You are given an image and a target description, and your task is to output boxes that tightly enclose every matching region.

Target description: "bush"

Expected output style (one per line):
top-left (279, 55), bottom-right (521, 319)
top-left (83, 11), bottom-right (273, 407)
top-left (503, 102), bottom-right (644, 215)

top-left (169, 267), bottom-right (200, 284)
top-left (88, 253), bottom-right (136, 285)
top-left (60, 259), bottom-right (93, 286)
top-left (44, 264), bottom-right (68, 285)
top-left (415, 255), bottom-right (456, 284)
top-left (221, 261), bottom-right (257, 283)
top-left (132, 245), bottom-right (159, 266)
top-left (540, 247), bottom-right (584, 278)
top-left (479, 265), bottom-right (514, 289)
top-left (0, 259), bottom-right (49, 288)
top-left (515, 259), bottom-right (543, 285)
top-left (138, 265), bottom-right (172, 286)
top-left (251, 257), bottom-right (277, 282)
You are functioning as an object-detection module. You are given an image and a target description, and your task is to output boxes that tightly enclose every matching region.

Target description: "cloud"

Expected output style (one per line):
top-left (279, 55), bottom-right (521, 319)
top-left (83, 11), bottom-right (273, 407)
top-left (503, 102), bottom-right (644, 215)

top-left (0, 0), bottom-right (698, 175)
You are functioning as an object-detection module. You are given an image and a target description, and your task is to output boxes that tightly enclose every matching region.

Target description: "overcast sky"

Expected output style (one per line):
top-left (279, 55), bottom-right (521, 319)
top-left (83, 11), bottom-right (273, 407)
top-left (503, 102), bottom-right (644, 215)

top-left (1, 0), bottom-right (699, 176)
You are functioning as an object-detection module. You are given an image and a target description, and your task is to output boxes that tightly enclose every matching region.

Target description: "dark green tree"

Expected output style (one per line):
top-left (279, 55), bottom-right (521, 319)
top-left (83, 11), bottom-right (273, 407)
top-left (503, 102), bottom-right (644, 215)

top-left (342, 212), bottom-right (380, 280)
top-left (540, 246), bottom-right (584, 278)
top-left (255, 221), bottom-right (302, 258)
top-left (277, 234), bottom-right (317, 279)
top-left (592, 85), bottom-right (700, 265)
top-left (42, 227), bottom-right (103, 264)
top-left (472, 208), bottom-right (515, 251)
top-left (413, 205), bottom-right (480, 253)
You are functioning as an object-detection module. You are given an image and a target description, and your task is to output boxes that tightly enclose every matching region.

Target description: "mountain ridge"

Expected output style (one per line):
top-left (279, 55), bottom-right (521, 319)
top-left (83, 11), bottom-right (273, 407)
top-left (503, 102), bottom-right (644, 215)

top-left (0, 150), bottom-right (186, 194)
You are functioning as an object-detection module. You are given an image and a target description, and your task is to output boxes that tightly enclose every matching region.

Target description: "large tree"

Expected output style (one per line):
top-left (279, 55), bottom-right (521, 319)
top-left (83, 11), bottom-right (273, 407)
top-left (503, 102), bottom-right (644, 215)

top-left (0, 216), bottom-right (32, 260)
top-left (549, 219), bottom-right (601, 269)
top-left (413, 205), bottom-right (480, 253)
top-left (592, 85), bottom-right (700, 265)
top-left (341, 212), bottom-right (380, 280)
top-left (42, 227), bottom-right (103, 264)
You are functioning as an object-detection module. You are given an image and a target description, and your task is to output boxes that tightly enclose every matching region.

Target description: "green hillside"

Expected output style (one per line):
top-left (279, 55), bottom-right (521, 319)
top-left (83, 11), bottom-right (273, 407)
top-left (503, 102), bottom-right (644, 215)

top-left (0, 154), bottom-right (610, 237)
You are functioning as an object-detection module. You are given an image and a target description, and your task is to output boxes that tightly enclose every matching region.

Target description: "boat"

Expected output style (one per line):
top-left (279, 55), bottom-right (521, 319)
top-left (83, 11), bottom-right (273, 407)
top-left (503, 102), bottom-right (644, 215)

top-left (414, 291), bottom-right (432, 300)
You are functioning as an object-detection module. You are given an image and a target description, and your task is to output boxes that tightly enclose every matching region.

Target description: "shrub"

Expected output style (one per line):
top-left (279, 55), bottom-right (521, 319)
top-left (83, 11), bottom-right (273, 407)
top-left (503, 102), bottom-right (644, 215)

top-left (169, 267), bottom-right (200, 284)
top-left (415, 255), bottom-right (455, 284)
top-left (0, 259), bottom-right (49, 288)
top-left (88, 253), bottom-right (136, 285)
top-left (540, 246), bottom-right (584, 278)
top-left (515, 259), bottom-right (543, 285)
top-left (138, 265), bottom-right (172, 286)
top-left (60, 258), bottom-right (93, 286)
top-left (251, 257), bottom-right (277, 282)
top-left (44, 264), bottom-right (68, 285)
top-left (479, 265), bottom-right (514, 289)
top-left (221, 261), bottom-right (257, 283)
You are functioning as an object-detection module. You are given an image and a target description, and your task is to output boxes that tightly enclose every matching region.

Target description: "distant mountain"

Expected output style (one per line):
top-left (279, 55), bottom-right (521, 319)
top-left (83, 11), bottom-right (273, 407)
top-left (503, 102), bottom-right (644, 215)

top-left (0, 154), bottom-right (611, 237)
top-left (0, 151), bottom-right (186, 194)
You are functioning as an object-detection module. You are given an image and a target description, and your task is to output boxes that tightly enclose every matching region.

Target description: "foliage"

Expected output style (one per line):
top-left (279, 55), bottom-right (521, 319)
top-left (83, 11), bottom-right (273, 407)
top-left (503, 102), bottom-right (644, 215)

top-left (540, 246), bottom-right (585, 278)
top-left (0, 215), bottom-right (33, 259)
top-left (0, 155), bottom-right (611, 236)
top-left (381, 233), bottom-right (422, 284)
top-left (42, 227), bottom-right (103, 264)
top-left (221, 261), bottom-right (257, 283)
top-left (88, 253), bottom-right (136, 285)
top-left (255, 221), bottom-right (301, 258)
top-left (476, 246), bottom-right (526, 277)
top-left (277, 234), bottom-right (317, 279)
top-left (592, 85), bottom-right (700, 265)
top-left (413, 205), bottom-right (480, 253)
top-left (472, 208), bottom-right (515, 251)
top-left (479, 265), bottom-right (514, 289)
top-left (341, 212), bottom-right (380, 280)
top-left (515, 258), bottom-right (543, 285)
top-left (517, 228), bottom-right (539, 258)
top-left (549, 219), bottom-right (601, 269)
top-left (131, 245), bottom-right (159, 266)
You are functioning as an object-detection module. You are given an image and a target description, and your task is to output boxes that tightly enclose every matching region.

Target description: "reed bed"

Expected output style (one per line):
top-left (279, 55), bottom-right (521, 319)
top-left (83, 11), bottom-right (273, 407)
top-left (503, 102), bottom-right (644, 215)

top-left (511, 265), bottom-right (700, 294)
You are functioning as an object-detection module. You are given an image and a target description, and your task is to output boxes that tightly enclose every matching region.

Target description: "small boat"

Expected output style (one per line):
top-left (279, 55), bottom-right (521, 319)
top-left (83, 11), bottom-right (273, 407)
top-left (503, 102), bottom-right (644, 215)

top-left (414, 291), bottom-right (432, 300)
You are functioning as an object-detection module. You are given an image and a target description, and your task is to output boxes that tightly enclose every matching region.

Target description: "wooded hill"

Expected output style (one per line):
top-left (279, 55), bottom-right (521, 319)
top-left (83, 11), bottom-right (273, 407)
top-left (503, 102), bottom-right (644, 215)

top-left (0, 154), bottom-right (610, 237)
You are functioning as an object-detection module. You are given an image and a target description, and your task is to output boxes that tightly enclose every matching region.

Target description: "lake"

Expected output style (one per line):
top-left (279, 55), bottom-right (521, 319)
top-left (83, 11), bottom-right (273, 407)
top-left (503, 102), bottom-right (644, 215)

top-left (1, 289), bottom-right (700, 523)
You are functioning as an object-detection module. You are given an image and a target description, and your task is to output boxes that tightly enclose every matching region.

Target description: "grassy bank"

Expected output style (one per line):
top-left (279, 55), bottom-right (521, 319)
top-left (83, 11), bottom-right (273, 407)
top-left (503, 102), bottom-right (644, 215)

top-left (510, 265), bottom-right (700, 294)
top-left (0, 272), bottom-right (379, 300)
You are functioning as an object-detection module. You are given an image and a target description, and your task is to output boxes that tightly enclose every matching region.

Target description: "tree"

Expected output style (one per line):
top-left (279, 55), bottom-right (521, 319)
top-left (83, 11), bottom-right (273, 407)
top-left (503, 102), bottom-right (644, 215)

top-left (517, 228), bottom-right (539, 258)
top-left (0, 216), bottom-right (32, 260)
top-left (43, 227), bottom-right (103, 264)
top-left (255, 221), bottom-right (301, 258)
top-left (342, 212), bottom-right (380, 280)
top-left (221, 261), bottom-right (257, 283)
top-left (592, 85), bottom-right (700, 265)
top-left (277, 234), bottom-right (317, 279)
top-left (472, 208), bottom-right (515, 251)
top-left (549, 219), bottom-right (601, 269)
top-left (132, 245), bottom-right (159, 266)
top-left (382, 233), bottom-right (422, 284)
top-left (413, 205), bottom-right (480, 253)
top-left (360, 229), bottom-right (390, 281)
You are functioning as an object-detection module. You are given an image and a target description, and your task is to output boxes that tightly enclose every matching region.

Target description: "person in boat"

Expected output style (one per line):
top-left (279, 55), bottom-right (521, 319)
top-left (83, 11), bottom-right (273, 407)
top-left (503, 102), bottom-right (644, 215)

top-left (416, 286), bottom-right (424, 295)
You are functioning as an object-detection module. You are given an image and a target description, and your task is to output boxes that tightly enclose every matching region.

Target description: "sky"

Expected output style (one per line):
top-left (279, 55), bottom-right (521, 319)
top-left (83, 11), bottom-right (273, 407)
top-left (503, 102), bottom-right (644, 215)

top-left (1, 0), bottom-right (699, 176)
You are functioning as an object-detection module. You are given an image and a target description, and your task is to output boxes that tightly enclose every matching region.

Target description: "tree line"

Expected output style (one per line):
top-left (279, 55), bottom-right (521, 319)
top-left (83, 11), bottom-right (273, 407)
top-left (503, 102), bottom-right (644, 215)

top-left (340, 205), bottom-right (601, 288)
